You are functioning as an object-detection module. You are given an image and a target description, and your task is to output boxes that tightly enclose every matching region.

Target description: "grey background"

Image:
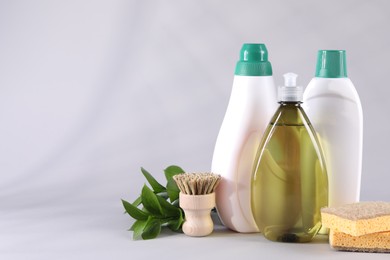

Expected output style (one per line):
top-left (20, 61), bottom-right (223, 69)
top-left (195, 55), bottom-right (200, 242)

top-left (0, 0), bottom-right (389, 259)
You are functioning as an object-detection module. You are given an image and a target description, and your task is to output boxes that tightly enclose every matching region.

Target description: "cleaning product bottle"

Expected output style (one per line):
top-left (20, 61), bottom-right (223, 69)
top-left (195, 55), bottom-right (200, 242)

top-left (251, 73), bottom-right (328, 242)
top-left (211, 43), bottom-right (277, 233)
top-left (303, 50), bottom-right (363, 209)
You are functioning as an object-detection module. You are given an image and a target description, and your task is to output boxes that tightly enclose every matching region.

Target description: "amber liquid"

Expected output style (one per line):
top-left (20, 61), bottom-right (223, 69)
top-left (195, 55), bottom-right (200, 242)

top-left (251, 103), bottom-right (328, 242)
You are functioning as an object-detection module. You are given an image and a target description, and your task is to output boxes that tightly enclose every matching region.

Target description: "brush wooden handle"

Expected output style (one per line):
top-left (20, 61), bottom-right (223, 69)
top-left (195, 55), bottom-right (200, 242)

top-left (179, 192), bottom-right (215, 237)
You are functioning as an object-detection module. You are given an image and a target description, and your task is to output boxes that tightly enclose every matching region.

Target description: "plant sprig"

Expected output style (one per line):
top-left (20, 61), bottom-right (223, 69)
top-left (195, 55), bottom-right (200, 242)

top-left (122, 165), bottom-right (185, 240)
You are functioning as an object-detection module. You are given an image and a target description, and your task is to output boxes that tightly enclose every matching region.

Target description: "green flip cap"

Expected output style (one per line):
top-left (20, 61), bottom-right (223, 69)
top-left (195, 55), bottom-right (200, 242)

top-left (234, 43), bottom-right (273, 76)
top-left (315, 50), bottom-right (348, 78)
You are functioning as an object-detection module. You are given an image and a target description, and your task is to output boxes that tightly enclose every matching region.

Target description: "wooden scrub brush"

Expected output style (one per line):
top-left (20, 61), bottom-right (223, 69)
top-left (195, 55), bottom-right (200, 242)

top-left (173, 173), bottom-right (221, 237)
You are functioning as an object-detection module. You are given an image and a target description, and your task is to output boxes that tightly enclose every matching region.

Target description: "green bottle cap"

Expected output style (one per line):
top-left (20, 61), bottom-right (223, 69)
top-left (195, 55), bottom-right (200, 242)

top-left (234, 43), bottom-right (273, 76)
top-left (315, 50), bottom-right (348, 78)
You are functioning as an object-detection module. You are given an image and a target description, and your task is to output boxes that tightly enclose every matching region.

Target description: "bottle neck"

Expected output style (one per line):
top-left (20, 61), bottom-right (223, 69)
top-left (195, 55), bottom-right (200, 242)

top-left (278, 101), bottom-right (302, 107)
top-left (269, 101), bottom-right (309, 126)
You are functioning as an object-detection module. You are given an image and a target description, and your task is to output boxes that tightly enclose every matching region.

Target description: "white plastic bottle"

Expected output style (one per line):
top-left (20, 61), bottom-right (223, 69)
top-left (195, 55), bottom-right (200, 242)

top-left (211, 43), bottom-right (277, 233)
top-left (303, 50), bottom-right (363, 210)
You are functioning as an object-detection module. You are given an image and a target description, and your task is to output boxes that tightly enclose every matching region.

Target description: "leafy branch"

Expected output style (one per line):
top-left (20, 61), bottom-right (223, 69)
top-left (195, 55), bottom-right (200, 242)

top-left (121, 165), bottom-right (185, 240)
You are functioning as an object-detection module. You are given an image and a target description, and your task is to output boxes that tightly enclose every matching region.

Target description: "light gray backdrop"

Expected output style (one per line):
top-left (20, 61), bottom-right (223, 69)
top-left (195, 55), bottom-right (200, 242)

top-left (1, 0), bottom-right (389, 259)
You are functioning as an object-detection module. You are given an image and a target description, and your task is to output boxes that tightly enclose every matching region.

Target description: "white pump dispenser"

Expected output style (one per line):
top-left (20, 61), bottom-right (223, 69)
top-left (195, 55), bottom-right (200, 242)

top-left (278, 73), bottom-right (303, 102)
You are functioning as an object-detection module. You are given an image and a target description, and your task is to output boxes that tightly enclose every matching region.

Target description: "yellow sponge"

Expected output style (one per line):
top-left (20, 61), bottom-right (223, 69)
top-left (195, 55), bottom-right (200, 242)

top-left (321, 201), bottom-right (390, 236)
top-left (329, 230), bottom-right (390, 253)
top-left (321, 201), bottom-right (390, 253)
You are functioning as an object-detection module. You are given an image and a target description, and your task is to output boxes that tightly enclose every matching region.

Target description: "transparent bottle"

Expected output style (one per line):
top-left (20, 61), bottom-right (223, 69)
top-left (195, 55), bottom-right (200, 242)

top-left (251, 73), bottom-right (328, 242)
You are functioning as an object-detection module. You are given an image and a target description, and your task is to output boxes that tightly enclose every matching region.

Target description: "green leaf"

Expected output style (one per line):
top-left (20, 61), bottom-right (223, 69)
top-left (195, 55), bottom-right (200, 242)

top-left (142, 218), bottom-right (161, 240)
top-left (132, 196), bottom-right (142, 206)
top-left (156, 195), bottom-right (180, 217)
top-left (156, 191), bottom-right (169, 200)
top-left (121, 199), bottom-right (149, 220)
top-left (141, 167), bottom-right (166, 193)
top-left (167, 209), bottom-right (184, 231)
top-left (164, 165), bottom-right (184, 202)
top-left (123, 165), bottom-right (186, 240)
top-left (141, 185), bottom-right (163, 216)
top-left (166, 178), bottom-right (180, 203)
top-left (130, 219), bottom-right (147, 240)
top-left (164, 165), bottom-right (185, 181)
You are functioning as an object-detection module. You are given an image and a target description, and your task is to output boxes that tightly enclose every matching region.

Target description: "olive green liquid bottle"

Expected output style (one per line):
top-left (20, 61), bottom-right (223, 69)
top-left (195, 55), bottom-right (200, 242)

top-left (251, 73), bottom-right (328, 243)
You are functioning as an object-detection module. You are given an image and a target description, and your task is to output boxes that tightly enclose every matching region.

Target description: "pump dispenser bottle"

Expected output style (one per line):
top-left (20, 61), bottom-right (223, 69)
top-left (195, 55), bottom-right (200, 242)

top-left (212, 43), bottom-right (277, 233)
top-left (303, 50), bottom-right (363, 209)
top-left (251, 73), bottom-right (328, 242)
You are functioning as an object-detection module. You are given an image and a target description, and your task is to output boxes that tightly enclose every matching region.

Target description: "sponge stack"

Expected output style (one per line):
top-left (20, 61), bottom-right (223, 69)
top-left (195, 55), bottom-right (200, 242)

top-left (321, 201), bottom-right (390, 253)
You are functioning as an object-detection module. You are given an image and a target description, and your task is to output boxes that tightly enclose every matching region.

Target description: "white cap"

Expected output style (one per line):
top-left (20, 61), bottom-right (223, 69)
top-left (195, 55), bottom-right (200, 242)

top-left (278, 72), bottom-right (303, 102)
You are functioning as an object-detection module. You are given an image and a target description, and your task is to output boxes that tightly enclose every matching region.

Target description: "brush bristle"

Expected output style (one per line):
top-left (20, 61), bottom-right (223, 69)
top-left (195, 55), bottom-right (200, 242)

top-left (173, 173), bottom-right (221, 195)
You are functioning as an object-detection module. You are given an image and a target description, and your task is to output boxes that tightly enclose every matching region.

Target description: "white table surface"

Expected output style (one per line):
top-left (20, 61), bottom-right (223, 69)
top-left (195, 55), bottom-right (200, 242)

top-left (2, 204), bottom-right (388, 260)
